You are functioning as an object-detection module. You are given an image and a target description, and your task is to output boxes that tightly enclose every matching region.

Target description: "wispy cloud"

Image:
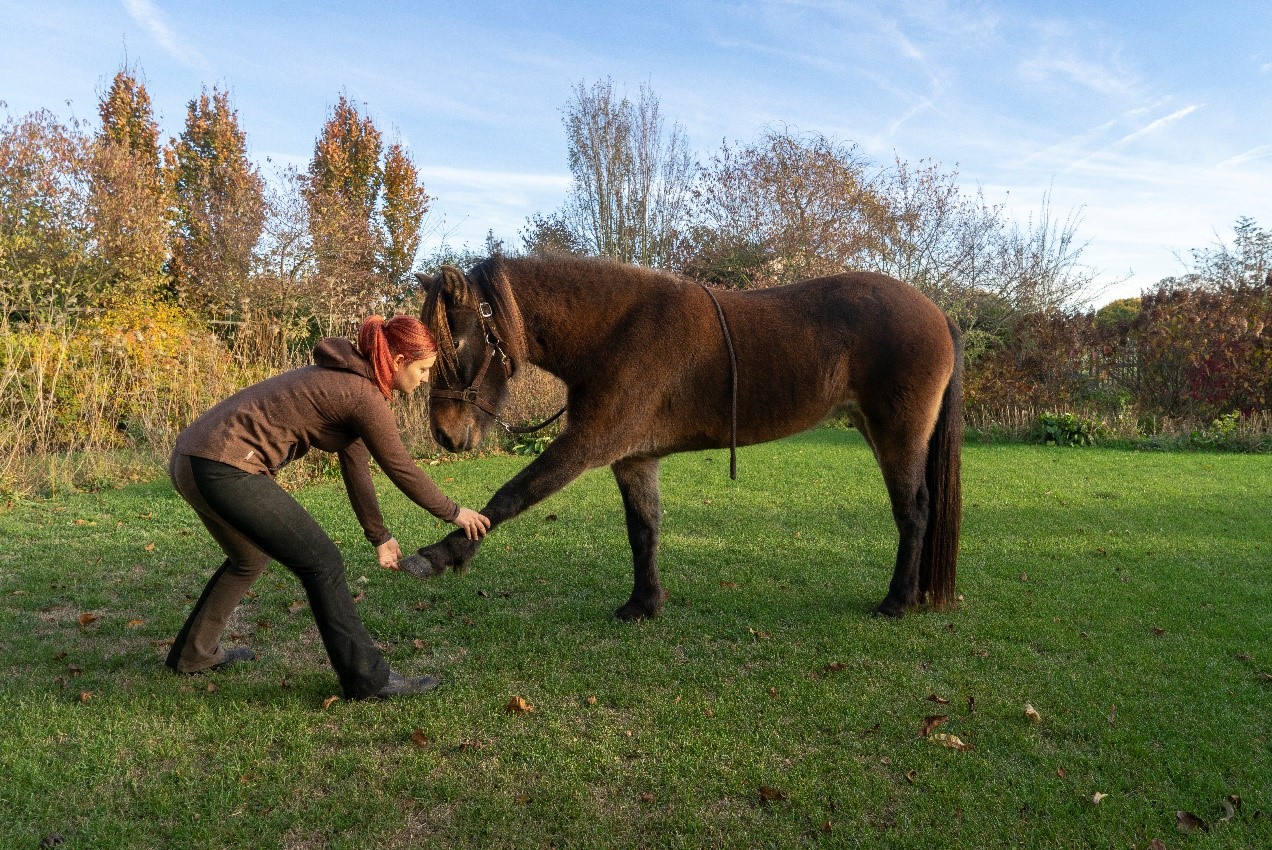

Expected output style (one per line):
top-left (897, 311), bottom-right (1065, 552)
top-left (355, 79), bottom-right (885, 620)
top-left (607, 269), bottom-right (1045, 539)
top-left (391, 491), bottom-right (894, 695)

top-left (1112, 104), bottom-right (1200, 147)
top-left (1215, 145), bottom-right (1272, 168)
top-left (122, 0), bottom-right (205, 70)
top-left (1020, 53), bottom-right (1136, 97)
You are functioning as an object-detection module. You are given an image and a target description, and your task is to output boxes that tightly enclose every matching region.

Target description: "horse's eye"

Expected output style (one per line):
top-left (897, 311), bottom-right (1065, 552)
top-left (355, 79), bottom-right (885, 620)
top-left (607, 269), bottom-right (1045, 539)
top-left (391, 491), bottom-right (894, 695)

top-left (453, 339), bottom-right (462, 350)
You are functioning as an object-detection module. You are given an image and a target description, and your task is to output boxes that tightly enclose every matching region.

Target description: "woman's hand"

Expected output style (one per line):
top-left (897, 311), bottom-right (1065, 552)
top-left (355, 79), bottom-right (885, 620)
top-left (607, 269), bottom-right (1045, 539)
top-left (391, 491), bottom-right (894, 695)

top-left (376, 537), bottom-right (403, 569)
top-left (453, 507), bottom-right (491, 540)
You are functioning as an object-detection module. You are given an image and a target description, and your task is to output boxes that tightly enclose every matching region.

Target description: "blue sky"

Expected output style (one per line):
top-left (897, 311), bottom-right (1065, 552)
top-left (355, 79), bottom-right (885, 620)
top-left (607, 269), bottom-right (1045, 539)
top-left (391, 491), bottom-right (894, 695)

top-left (3, 1), bottom-right (1270, 303)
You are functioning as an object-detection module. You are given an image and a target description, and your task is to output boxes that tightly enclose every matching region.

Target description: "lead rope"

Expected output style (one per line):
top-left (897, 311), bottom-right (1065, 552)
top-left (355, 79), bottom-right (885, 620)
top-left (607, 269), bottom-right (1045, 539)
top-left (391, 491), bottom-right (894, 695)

top-left (698, 283), bottom-right (738, 480)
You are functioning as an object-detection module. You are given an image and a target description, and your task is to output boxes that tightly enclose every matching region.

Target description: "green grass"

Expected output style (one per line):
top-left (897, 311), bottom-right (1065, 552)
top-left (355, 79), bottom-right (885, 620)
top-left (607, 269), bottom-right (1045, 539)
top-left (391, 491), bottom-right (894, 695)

top-left (1, 430), bottom-right (1268, 849)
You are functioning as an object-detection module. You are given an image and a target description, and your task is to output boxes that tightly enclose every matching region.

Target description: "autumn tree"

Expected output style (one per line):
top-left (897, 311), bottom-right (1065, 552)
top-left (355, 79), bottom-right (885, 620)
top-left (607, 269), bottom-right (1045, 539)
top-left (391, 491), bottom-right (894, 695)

top-left (0, 108), bottom-right (93, 310)
top-left (686, 129), bottom-right (880, 288)
top-left (378, 141), bottom-right (430, 288)
top-left (169, 87), bottom-right (266, 322)
top-left (559, 78), bottom-right (695, 267)
top-left (88, 66), bottom-right (172, 303)
top-left (304, 97), bottom-right (429, 327)
top-left (1175, 216), bottom-right (1272, 292)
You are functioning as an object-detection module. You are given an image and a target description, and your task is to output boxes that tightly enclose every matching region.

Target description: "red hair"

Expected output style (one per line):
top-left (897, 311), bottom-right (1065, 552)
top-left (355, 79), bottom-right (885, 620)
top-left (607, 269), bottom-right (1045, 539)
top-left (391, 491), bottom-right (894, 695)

top-left (357, 314), bottom-right (438, 398)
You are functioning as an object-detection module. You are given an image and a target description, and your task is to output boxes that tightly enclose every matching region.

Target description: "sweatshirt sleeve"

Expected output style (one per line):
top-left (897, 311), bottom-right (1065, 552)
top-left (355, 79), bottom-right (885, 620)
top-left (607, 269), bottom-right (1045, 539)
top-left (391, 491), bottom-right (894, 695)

top-left (338, 439), bottom-right (392, 546)
top-left (349, 392), bottom-right (462, 524)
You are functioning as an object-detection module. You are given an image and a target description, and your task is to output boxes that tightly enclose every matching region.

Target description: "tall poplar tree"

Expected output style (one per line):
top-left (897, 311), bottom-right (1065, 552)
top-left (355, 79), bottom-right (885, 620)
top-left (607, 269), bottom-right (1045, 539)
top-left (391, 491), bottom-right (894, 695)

top-left (304, 97), bottom-right (430, 322)
top-left (304, 95), bottom-right (383, 319)
top-left (170, 87), bottom-right (266, 319)
top-left (378, 141), bottom-right (429, 289)
top-left (88, 66), bottom-right (171, 302)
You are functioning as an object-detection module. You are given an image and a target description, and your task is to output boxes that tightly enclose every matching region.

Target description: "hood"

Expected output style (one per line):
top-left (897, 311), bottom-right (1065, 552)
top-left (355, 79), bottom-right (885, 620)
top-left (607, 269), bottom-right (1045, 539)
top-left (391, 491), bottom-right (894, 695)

top-left (312, 337), bottom-right (376, 381)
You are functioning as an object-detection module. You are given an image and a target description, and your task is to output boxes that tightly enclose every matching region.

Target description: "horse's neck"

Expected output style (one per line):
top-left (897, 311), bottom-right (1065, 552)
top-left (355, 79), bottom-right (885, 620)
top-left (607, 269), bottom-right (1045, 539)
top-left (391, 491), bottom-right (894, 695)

top-left (506, 261), bottom-right (626, 380)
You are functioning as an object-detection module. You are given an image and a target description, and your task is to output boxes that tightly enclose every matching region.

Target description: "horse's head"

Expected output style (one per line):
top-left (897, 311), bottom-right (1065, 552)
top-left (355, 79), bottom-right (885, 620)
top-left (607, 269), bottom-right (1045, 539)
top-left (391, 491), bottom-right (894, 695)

top-left (417, 265), bottom-right (515, 452)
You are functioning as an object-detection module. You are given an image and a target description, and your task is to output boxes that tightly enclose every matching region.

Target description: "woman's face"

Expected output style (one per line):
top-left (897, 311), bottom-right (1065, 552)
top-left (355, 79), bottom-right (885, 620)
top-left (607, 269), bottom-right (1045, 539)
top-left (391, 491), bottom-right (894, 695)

top-left (390, 354), bottom-right (437, 396)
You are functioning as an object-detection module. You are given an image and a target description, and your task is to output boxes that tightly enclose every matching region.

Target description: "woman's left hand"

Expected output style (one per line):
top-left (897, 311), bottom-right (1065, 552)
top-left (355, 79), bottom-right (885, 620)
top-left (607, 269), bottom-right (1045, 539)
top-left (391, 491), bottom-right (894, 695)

top-left (376, 537), bottom-right (403, 569)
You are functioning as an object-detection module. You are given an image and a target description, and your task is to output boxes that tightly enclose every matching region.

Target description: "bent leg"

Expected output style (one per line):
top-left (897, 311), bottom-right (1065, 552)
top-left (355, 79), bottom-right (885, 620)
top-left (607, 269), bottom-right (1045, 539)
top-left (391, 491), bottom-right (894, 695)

top-left (184, 457), bottom-right (390, 698)
top-left (409, 432), bottom-right (610, 575)
top-left (168, 453), bottom-right (271, 673)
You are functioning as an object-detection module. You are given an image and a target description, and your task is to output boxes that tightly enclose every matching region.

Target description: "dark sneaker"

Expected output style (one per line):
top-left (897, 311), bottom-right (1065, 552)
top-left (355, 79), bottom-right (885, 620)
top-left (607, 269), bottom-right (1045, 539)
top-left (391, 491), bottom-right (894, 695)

top-left (206, 646), bottom-right (255, 671)
top-left (373, 670), bottom-right (440, 699)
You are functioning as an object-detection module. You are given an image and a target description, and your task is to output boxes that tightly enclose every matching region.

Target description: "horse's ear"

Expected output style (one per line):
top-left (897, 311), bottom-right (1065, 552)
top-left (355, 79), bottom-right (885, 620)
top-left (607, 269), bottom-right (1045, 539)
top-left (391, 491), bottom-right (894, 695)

top-left (413, 271), bottom-right (432, 288)
top-left (439, 265), bottom-right (473, 305)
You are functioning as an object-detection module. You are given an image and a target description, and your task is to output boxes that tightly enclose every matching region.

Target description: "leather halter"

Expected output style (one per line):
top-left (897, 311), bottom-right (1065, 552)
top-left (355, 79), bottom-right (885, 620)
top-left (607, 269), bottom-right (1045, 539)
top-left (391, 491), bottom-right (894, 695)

top-left (425, 272), bottom-right (566, 435)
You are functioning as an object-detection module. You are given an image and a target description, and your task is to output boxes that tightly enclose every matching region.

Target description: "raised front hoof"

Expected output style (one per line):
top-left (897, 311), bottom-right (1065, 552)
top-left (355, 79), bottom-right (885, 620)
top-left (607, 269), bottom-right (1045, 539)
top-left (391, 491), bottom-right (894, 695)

top-left (399, 553), bottom-right (443, 580)
top-left (614, 590), bottom-right (668, 622)
top-left (873, 598), bottom-right (909, 619)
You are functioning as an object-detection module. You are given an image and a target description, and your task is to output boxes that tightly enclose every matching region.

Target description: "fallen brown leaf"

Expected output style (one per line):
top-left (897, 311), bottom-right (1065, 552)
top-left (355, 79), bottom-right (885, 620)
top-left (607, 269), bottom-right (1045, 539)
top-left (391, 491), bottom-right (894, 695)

top-left (925, 693), bottom-right (950, 705)
top-left (1175, 810), bottom-right (1208, 833)
top-left (1057, 767), bottom-right (1067, 779)
top-left (1149, 841), bottom-right (1166, 850)
top-left (928, 733), bottom-right (972, 751)
top-left (77, 612), bottom-right (98, 627)
top-left (1150, 627), bottom-right (1166, 637)
top-left (758, 785), bottom-right (788, 803)
top-left (144, 542), bottom-right (156, 552)
top-left (410, 728), bottom-right (429, 748)
top-left (506, 695), bottom-right (534, 714)
top-left (79, 691), bottom-right (93, 703)
top-left (321, 695), bottom-right (340, 710)
top-left (287, 600), bottom-right (307, 614)
top-left (1092, 792), bottom-right (1108, 804)
top-left (824, 662), bottom-right (850, 672)
top-left (125, 618), bottom-right (144, 628)
top-left (1024, 703), bottom-right (1043, 723)
top-left (921, 714), bottom-right (949, 737)
top-left (639, 792), bottom-right (656, 804)
top-left (904, 770), bottom-right (917, 783)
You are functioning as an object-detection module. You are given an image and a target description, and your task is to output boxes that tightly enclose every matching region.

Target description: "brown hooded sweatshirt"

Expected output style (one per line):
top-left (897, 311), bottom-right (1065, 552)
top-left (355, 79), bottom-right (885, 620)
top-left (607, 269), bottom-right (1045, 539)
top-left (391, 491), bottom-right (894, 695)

top-left (174, 337), bottom-right (459, 544)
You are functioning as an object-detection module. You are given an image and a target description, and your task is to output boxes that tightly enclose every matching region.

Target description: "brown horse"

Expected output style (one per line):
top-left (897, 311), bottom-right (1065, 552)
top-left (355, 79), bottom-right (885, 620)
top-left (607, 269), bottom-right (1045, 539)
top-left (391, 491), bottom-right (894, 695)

top-left (405, 254), bottom-right (962, 620)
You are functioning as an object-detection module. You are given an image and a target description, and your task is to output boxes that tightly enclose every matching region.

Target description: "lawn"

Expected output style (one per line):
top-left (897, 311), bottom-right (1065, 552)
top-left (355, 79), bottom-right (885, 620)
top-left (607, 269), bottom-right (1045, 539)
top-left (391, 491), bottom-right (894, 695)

top-left (0, 430), bottom-right (1268, 849)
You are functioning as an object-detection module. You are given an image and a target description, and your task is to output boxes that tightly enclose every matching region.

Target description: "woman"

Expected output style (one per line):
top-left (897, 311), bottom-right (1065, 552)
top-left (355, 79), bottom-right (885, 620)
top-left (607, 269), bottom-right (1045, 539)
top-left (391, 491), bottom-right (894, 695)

top-left (167, 315), bottom-right (489, 700)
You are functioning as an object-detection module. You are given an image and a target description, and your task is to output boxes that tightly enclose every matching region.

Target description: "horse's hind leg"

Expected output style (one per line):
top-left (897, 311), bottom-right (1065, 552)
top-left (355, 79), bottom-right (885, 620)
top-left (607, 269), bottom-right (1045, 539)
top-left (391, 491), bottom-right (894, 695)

top-left (864, 422), bottom-right (932, 619)
top-left (611, 455), bottom-right (667, 620)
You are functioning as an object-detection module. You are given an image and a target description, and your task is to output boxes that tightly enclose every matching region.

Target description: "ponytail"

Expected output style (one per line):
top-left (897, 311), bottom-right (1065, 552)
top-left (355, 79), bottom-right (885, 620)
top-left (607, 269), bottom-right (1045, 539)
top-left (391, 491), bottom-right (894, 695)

top-left (357, 314), bottom-right (438, 398)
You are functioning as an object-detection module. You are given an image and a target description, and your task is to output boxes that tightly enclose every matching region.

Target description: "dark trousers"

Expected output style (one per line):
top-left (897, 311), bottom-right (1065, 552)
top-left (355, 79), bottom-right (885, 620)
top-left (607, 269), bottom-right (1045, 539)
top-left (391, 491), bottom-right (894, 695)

top-left (167, 452), bottom-right (389, 698)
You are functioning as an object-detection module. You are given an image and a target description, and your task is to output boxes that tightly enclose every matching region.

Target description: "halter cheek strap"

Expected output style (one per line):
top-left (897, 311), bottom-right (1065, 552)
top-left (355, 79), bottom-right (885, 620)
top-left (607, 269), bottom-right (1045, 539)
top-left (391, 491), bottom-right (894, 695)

top-left (426, 271), bottom-right (566, 436)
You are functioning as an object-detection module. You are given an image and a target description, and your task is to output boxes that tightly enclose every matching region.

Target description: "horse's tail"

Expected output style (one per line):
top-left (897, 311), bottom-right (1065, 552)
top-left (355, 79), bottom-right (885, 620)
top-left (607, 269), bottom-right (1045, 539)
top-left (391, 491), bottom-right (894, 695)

top-left (919, 316), bottom-right (964, 609)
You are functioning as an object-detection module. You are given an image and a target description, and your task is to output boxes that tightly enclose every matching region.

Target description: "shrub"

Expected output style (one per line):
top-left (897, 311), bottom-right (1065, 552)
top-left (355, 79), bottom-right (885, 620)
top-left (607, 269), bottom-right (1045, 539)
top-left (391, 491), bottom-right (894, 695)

top-left (1037, 412), bottom-right (1109, 447)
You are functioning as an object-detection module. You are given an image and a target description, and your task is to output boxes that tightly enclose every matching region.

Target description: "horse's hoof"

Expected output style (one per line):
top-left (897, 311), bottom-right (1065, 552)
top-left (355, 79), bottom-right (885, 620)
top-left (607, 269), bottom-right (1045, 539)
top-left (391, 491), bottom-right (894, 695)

top-left (615, 590), bottom-right (668, 621)
top-left (873, 600), bottom-right (906, 619)
top-left (399, 553), bottom-right (440, 579)
top-left (614, 602), bottom-right (654, 621)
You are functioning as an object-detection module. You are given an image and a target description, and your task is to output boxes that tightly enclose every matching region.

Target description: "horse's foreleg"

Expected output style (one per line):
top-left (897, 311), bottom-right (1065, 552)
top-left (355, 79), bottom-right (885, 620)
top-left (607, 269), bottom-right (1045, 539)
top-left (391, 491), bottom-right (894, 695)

top-left (404, 435), bottom-right (600, 577)
top-left (611, 456), bottom-right (665, 620)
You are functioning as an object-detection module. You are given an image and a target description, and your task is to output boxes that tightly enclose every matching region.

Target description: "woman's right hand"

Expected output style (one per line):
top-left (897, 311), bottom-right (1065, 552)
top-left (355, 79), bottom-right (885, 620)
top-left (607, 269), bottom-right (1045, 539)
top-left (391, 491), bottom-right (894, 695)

top-left (453, 507), bottom-right (491, 540)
